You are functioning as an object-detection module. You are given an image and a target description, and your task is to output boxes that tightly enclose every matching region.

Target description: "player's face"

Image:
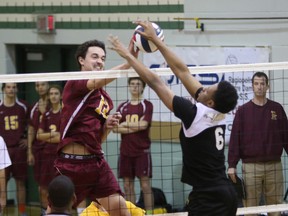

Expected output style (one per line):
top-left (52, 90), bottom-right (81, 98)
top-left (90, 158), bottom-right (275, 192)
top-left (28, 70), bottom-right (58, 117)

top-left (79, 46), bottom-right (106, 71)
top-left (129, 79), bottom-right (144, 96)
top-left (197, 84), bottom-right (218, 107)
top-left (252, 76), bottom-right (268, 97)
top-left (35, 82), bottom-right (49, 96)
top-left (49, 87), bottom-right (61, 105)
top-left (4, 83), bottom-right (17, 98)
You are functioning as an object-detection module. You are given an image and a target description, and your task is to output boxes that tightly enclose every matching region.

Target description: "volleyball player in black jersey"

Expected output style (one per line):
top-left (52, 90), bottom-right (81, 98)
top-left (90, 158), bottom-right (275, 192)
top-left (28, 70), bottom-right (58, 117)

top-left (109, 20), bottom-right (239, 216)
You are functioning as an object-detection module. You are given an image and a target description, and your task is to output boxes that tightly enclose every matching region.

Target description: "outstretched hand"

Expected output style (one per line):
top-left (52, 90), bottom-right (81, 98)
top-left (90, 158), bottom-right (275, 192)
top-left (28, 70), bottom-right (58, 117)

top-left (133, 20), bottom-right (159, 42)
top-left (108, 35), bottom-right (138, 59)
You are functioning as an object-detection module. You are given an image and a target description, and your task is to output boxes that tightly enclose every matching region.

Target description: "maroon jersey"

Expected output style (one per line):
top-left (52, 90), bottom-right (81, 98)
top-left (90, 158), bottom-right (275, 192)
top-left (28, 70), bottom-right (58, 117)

top-left (39, 109), bottom-right (61, 154)
top-left (228, 99), bottom-right (288, 167)
top-left (117, 99), bottom-right (153, 156)
top-left (0, 99), bottom-right (29, 147)
top-left (30, 102), bottom-right (42, 130)
top-left (30, 101), bottom-right (48, 150)
top-left (58, 80), bottom-right (113, 155)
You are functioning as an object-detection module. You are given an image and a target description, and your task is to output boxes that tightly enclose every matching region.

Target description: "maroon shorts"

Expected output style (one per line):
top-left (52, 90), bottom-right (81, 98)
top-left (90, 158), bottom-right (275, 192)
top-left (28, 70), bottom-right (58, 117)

top-left (32, 145), bottom-right (45, 184)
top-left (6, 146), bottom-right (28, 181)
top-left (39, 153), bottom-right (57, 187)
top-left (54, 154), bottom-right (123, 207)
top-left (118, 153), bottom-right (152, 179)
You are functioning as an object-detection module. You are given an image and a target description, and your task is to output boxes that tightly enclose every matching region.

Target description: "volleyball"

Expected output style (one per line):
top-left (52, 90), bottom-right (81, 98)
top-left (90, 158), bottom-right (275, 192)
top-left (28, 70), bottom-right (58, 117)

top-left (133, 22), bottom-right (164, 53)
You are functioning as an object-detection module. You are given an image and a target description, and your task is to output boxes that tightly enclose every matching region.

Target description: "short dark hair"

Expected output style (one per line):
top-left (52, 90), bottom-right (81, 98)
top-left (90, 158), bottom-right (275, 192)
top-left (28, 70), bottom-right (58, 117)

top-left (48, 84), bottom-right (63, 95)
top-left (213, 80), bottom-right (238, 113)
top-left (48, 175), bottom-right (75, 208)
top-left (1, 83), bottom-right (17, 91)
top-left (1, 83), bottom-right (6, 91)
top-left (128, 77), bottom-right (146, 88)
top-left (252, 72), bottom-right (268, 85)
top-left (75, 39), bottom-right (106, 69)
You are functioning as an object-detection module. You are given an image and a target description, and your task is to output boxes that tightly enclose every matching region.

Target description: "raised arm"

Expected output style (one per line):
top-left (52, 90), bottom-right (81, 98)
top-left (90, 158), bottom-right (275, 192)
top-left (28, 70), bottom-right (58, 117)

top-left (87, 44), bottom-right (138, 90)
top-left (108, 36), bottom-right (175, 112)
top-left (134, 20), bottom-right (203, 99)
top-left (86, 63), bottom-right (131, 90)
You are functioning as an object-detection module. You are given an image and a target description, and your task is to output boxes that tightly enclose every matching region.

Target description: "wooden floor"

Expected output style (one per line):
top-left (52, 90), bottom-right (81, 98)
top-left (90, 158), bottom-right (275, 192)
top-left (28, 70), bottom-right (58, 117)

top-left (2, 205), bottom-right (40, 216)
top-left (2, 205), bottom-right (78, 216)
top-left (3, 204), bottom-right (288, 216)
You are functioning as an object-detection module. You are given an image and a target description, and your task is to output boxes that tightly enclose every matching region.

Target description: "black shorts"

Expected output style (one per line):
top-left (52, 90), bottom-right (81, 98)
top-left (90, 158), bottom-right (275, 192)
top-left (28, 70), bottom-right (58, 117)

top-left (186, 183), bottom-right (238, 216)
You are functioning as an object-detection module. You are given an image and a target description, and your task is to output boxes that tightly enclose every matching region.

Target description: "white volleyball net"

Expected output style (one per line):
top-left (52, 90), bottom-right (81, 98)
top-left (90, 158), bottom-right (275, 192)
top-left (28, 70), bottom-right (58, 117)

top-left (1, 61), bottom-right (288, 216)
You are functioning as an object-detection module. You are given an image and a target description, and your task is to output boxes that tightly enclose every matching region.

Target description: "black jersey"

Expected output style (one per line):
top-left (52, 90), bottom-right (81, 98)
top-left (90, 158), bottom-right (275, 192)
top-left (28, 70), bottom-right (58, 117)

top-left (173, 96), bottom-right (228, 187)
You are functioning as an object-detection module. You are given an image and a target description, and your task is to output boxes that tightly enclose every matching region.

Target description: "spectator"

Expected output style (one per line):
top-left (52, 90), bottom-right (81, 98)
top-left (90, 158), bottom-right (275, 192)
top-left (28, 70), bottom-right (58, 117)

top-left (46, 175), bottom-right (76, 216)
top-left (81, 200), bottom-right (144, 216)
top-left (228, 72), bottom-right (288, 216)
top-left (113, 77), bottom-right (154, 213)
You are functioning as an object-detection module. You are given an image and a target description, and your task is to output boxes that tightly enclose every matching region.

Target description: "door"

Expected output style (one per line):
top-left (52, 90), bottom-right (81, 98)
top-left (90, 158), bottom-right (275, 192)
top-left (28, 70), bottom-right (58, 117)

top-left (15, 44), bottom-right (78, 204)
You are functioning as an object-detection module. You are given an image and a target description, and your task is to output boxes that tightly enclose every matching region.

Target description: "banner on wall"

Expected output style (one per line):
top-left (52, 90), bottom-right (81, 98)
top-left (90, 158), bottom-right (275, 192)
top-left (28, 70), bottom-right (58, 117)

top-left (143, 47), bottom-right (270, 141)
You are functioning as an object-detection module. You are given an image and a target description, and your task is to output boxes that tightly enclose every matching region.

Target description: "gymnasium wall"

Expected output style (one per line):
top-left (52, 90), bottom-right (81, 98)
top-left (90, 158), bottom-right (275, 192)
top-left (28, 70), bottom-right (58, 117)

top-left (1, 0), bottom-right (288, 209)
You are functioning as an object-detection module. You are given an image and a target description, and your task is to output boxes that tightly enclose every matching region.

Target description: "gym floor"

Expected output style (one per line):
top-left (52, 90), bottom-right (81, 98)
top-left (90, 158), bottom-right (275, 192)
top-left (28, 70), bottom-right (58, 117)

top-left (2, 205), bottom-right (78, 216)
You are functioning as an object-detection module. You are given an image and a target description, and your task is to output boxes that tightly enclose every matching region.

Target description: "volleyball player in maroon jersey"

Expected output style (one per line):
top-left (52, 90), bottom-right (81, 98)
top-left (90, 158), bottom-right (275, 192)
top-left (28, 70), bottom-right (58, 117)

top-left (27, 82), bottom-right (50, 177)
top-left (54, 39), bottom-right (136, 216)
top-left (0, 83), bottom-right (30, 216)
top-left (27, 81), bottom-right (50, 215)
top-left (113, 77), bottom-right (154, 213)
top-left (36, 85), bottom-right (62, 215)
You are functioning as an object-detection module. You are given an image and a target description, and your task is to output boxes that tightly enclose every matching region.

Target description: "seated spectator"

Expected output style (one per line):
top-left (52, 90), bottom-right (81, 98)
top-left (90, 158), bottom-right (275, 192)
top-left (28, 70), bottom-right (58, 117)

top-left (46, 175), bottom-right (76, 216)
top-left (81, 200), bottom-right (144, 216)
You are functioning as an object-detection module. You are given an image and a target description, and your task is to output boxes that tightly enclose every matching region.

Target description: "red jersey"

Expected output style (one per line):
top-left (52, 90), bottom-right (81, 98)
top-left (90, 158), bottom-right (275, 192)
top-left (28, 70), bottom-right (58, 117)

top-left (58, 80), bottom-right (113, 155)
top-left (0, 99), bottom-right (29, 147)
top-left (117, 99), bottom-right (153, 156)
top-left (39, 109), bottom-right (61, 154)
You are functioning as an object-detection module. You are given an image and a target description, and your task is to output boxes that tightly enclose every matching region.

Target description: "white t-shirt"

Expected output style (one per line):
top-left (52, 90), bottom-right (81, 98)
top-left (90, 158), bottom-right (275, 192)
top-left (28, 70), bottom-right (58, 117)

top-left (0, 136), bottom-right (12, 169)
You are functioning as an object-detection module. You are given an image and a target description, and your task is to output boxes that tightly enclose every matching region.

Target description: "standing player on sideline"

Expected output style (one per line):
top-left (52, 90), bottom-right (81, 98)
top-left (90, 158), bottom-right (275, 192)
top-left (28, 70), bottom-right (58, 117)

top-left (113, 77), bottom-right (154, 213)
top-left (54, 39), bottom-right (137, 216)
top-left (36, 85), bottom-right (62, 215)
top-left (27, 81), bottom-right (50, 215)
top-left (109, 20), bottom-right (239, 216)
top-left (0, 83), bottom-right (30, 216)
top-left (0, 136), bottom-right (12, 214)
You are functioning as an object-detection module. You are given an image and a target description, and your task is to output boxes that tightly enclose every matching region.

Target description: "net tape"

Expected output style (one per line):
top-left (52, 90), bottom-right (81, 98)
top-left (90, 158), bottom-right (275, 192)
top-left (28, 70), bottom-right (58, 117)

top-left (1, 61), bottom-right (288, 83)
top-left (145, 203), bottom-right (288, 215)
